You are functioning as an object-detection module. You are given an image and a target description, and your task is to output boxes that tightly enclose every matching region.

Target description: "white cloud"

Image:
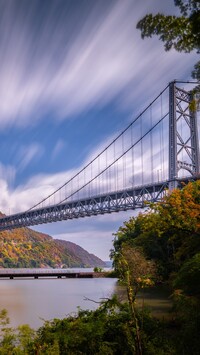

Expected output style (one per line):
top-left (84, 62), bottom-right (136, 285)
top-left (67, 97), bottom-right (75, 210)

top-left (0, 0), bottom-right (197, 129)
top-left (0, 163), bottom-right (16, 188)
top-left (17, 143), bottom-right (44, 171)
top-left (51, 139), bottom-right (65, 160)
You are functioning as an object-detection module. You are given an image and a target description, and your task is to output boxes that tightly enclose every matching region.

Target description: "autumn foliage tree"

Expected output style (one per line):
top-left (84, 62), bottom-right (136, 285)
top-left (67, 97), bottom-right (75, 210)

top-left (112, 180), bottom-right (200, 282)
top-left (111, 180), bottom-right (200, 353)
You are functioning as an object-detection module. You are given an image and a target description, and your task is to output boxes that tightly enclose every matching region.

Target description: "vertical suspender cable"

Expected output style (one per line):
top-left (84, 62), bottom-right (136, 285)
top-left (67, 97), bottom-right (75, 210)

top-left (131, 124), bottom-right (134, 187)
top-left (84, 167), bottom-right (86, 199)
top-left (89, 162), bottom-right (93, 197)
top-left (27, 84), bottom-right (170, 213)
top-left (122, 133), bottom-right (125, 189)
top-left (97, 155), bottom-right (99, 196)
top-left (71, 178), bottom-right (73, 201)
top-left (116, 141), bottom-right (119, 191)
top-left (161, 93), bottom-right (164, 180)
top-left (124, 134), bottom-right (127, 189)
top-left (150, 104), bottom-right (153, 183)
top-left (114, 140), bottom-right (116, 192)
top-left (106, 148), bottom-right (108, 194)
top-left (77, 173), bottom-right (79, 199)
top-left (159, 94), bottom-right (164, 181)
top-left (140, 115), bottom-right (144, 185)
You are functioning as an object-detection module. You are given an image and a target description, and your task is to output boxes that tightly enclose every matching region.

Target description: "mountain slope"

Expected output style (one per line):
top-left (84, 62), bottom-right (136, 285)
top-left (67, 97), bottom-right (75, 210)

top-left (0, 220), bottom-right (105, 268)
top-left (55, 240), bottom-right (105, 267)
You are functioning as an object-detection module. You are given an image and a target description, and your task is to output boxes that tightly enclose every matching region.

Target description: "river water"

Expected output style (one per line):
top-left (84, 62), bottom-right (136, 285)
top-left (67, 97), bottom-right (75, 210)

top-left (0, 271), bottom-right (119, 329)
top-left (0, 269), bottom-right (173, 329)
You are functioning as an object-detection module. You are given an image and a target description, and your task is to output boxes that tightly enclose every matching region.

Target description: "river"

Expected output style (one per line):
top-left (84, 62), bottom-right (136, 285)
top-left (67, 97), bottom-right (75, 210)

top-left (0, 269), bottom-right (173, 329)
top-left (0, 271), bottom-right (118, 329)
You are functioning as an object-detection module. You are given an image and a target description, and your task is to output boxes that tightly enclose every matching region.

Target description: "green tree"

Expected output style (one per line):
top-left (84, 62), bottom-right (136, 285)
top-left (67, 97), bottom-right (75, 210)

top-left (93, 266), bottom-right (103, 273)
top-left (112, 181), bottom-right (200, 279)
top-left (156, 181), bottom-right (200, 268)
top-left (173, 253), bottom-right (200, 295)
top-left (0, 309), bottom-right (16, 354)
top-left (172, 288), bottom-right (200, 354)
top-left (111, 181), bottom-right (200, 353)
top-left (34, 298), bottom-right (138, 355)
top-left (137, 0), bottom-right (200, 82)
top-left (115, 244), bottom-right (157, 355)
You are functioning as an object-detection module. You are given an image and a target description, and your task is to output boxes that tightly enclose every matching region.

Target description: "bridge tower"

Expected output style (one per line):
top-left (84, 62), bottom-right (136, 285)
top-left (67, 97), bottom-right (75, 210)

top-left (169, 81), bottom-right (200, 190)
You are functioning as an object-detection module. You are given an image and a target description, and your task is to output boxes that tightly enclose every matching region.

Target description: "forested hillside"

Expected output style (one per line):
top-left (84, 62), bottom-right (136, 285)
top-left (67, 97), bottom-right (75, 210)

top-left (0, 216), bottom-right (105, 268)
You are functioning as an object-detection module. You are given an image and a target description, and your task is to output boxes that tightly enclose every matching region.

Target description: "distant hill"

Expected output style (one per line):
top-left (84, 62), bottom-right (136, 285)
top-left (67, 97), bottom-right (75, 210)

top-left (0, 214), bottom-right (106, 268)
top-left (55, 240), bottom-right (106, 268)
top-left (104, 260), bottom-right (113, 268)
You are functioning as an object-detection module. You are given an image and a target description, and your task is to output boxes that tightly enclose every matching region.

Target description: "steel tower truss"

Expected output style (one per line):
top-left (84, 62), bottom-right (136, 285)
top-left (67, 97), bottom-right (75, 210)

top-left (169, 82), bottom-right (200, 189)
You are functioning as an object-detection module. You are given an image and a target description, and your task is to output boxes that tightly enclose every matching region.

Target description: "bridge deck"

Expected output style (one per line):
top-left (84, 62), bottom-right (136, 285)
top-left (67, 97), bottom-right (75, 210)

top-left (0, 180), bottom-right (169, 230)
top-left (0, 177), bottom-right (197, 231)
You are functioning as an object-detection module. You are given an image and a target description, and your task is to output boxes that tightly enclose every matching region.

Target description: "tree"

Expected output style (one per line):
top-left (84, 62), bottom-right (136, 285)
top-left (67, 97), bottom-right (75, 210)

top-left (173, 252), bottom-right (200, 295)
top-left (111, 181), bottom-right (200, 352)
top-left (115, 244), bottom-right (156, 299)
top-left (112, 181), bottom-right (200, 278)
top-left (93, 266), bottom-right (103, 272)
top-left (136, 0), bottom-right (200, 82)
top-left (111, 243), bottom-right (157, 355)
top-left (156, 181), bottom-right (200, 266)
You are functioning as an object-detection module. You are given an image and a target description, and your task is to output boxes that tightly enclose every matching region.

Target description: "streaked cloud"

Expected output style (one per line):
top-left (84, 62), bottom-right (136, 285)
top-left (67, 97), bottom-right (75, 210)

top-left (0, 0), bottom-right (197, 129)
top-left (17, 143), bottom-right (44, 172)
top-left (51, 139), bottom-right (65, 160)
top-left (0, 163), bottom-right (16, 188)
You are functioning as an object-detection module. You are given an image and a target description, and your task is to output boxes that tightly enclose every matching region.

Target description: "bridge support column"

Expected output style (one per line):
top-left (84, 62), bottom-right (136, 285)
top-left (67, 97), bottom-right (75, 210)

top-left (190, 92), bottom-right (200, 175)
top-left (169, 81), bottom-right (178, 190)
top-left (168, 81), bottom-right (200, 190)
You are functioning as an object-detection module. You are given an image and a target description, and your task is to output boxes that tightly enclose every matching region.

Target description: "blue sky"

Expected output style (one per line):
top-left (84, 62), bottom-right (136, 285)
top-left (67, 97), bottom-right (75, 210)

top-left (0, 0), bottom-right (198, 260)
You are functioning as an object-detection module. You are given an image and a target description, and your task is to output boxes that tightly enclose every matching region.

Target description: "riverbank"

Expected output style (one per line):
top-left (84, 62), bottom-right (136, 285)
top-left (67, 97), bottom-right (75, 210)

top-left (116, 283), bottom-right (173, 320)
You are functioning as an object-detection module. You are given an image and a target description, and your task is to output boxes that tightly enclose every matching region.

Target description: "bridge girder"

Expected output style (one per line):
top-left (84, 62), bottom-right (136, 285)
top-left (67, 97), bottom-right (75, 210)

top-left (0, 178), bottom-right (196, 231)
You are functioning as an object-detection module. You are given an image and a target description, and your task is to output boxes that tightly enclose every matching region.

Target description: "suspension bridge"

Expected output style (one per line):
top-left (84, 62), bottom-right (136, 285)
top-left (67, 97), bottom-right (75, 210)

top-left (0, 81), bottom-right (199, 231)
